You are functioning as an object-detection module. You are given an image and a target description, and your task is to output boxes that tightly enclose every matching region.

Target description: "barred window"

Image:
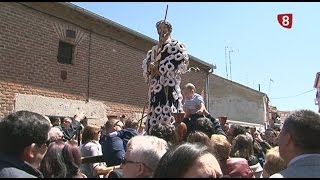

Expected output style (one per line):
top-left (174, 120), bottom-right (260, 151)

top-left (57, 41), bottom-right (74, 65)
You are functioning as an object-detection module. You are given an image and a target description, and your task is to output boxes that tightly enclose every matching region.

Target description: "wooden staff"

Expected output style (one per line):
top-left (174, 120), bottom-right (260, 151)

top-left (157, 4), bottom-right (169, 50)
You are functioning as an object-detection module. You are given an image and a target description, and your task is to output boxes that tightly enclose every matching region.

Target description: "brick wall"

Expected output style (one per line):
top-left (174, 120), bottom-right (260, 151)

top-left (0, 2), bottom-right (209, 122)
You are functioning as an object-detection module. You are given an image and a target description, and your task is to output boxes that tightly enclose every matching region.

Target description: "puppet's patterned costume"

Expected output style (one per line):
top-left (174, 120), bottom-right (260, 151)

top-left (142, 39), bottom-right (189, 134)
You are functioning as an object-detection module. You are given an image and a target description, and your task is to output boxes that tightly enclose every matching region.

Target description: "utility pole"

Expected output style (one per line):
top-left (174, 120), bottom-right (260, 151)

top-left (268, 80), bottom-right (271, 97)
top-left (269, 78), bottom-right (274, 97)
top-left (225, 46), bottom-right (228, 79)
top-left (228, 48), bottom-right (234, 81)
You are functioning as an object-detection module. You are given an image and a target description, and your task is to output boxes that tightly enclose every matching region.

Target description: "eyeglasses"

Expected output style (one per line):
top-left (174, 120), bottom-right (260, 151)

top-left (121, 157), bottom-right (153, 170)
top-left (121, 157), bottom-right (140, 165)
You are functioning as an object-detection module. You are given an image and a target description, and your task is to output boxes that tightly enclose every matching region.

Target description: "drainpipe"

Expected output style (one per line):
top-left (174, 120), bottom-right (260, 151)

top-left (86, 31), bottom-right (92, 103)
top-left (264, 94), bottom-right (270, 129)
top-left (206, 64), bottom-right (216, 113)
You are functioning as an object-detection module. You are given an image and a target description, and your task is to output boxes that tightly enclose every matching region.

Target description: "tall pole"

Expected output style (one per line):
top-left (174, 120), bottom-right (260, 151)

top-left (225, 46), bottom-right (228, 79)
top-left (228, 48), bottom-right (233, 81)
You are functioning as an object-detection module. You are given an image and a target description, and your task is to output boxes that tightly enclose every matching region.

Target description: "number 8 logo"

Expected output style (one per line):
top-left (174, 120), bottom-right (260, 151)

top-left (277, 13), bottom-right (293, 29)
top-left (282, 15), bottom-right (290, 27)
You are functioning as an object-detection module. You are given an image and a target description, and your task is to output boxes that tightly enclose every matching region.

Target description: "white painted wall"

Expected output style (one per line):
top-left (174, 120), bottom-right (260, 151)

top-left (208, 74), bottom-right (267, 125)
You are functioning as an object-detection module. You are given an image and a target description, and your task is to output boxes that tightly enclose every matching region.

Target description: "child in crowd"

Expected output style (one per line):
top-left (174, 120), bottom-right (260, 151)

top-left (182, 83), bottom-right (226, 138)
top-left (182, 83), bottom-right (209, 118)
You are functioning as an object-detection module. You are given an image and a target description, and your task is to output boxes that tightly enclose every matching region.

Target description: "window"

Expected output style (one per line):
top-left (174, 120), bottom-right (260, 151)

top-left (66, 29), bottom-right (76, 38)
top-left (57, 41), bottom-right (74, 64)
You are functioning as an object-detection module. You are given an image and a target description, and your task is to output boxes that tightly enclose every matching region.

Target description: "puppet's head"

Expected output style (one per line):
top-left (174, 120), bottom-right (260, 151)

top-left (156, 20), bottom-right (172, 36)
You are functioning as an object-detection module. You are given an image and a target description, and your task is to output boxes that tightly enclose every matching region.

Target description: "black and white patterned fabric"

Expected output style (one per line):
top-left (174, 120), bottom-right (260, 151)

top-left (142, 39), bottom-right (189, 134)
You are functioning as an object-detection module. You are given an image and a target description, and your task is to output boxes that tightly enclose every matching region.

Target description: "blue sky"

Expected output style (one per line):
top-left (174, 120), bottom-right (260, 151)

top-left (72, 2), bottom-right (320, 112)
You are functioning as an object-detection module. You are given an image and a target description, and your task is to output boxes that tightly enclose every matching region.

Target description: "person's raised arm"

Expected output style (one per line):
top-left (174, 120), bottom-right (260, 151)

top-left (63, 112), bottom-right (85, 141)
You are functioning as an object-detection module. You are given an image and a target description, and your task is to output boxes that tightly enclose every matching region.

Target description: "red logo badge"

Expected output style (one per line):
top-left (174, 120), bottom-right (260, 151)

top-left (277, 14), bottom-right (293, 29)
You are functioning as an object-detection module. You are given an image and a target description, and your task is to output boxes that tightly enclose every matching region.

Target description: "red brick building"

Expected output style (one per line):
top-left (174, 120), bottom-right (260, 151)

top-left (0, 2), bottom-right (213, 125)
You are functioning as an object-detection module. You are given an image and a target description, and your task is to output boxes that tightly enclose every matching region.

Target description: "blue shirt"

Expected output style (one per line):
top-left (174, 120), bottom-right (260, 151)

top-left (101, 135), bottom-right (125, 167)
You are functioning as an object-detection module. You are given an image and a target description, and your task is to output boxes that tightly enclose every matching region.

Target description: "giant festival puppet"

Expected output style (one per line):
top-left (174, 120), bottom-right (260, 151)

top-left (142, 6), bottom-right (189, 137)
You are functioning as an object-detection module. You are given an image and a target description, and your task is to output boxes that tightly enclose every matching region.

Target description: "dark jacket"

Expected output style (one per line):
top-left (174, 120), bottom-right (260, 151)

top-left (101, 135), bottom-right (124, 166)
top-left (183, 113), bottom-right (227, 138)
top-left (116, 128), bottom-right (138, 151)
top-left (101, 128), bottom-right (138, 166)
top-left (60, 120), bottom-right (82, 141)
top-left (0, 153), bottom-right (43, 178)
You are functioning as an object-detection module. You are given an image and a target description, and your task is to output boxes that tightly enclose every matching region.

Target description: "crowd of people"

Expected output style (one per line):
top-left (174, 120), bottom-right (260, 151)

top-left (1, 91), bottom-right (320, 178)
top-left (0, 21), bottom-right (319, 178)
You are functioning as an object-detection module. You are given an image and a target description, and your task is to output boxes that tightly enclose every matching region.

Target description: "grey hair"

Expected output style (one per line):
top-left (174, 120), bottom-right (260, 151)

top-left (127, 135), bottom-right (169, 173)
top-left (48, 127), bottom-right (63, 141)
